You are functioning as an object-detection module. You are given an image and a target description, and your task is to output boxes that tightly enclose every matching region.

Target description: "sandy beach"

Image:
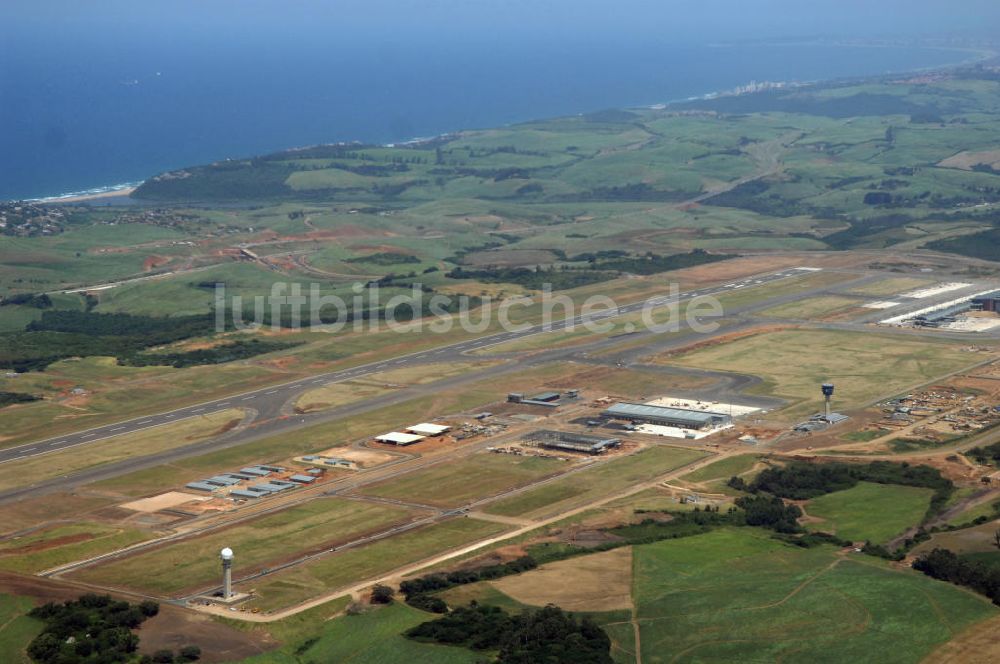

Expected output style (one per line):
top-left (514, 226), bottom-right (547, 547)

top-left (46, 187), bottom-right (137, 204)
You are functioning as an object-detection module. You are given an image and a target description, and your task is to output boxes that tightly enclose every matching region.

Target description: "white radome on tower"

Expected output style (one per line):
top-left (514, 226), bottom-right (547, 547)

top-left (221, 547), bottom-right (234, 560)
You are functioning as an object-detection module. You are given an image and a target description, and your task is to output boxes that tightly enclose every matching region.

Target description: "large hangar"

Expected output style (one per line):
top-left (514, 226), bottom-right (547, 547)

top-left (602, 402), bottom-right (732, 430)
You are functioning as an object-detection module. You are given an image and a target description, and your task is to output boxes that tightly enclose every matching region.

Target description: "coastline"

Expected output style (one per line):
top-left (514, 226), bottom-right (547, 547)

top-left (28, 184), bottom-right (139, 205)
top-left (14, 41), bottom-right (994, 205)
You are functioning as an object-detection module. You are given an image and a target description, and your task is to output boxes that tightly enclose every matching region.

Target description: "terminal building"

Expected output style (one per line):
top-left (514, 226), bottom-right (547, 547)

top-left (602, 402), bottom-right (732, 430)
top-left (972, 291), bottom-right (1000, 313)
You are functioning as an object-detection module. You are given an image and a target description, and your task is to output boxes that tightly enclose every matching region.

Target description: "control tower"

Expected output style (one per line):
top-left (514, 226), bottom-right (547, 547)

top-left (220, 547), bottom-right (234, 599)
top-left (821, 383), bottom-right (835, 421)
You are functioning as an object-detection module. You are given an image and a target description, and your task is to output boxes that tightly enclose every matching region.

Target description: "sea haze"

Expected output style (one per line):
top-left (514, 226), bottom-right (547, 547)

top-left (0, 36), bottom-right (973, 200)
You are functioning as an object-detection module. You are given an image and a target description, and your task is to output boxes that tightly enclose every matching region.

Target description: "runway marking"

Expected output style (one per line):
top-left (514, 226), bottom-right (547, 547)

top-left (82, 433), bottom-right (96, 439)
top-left (242, 395), bottom-right (257, 400)
top-left (191, 408), bottom-right (205, 413)
top-left (265, 390), bottom-right (278, 395)
top-left (137, 419), bottom-right (153, 424)
top-left (21, 447), bottom-right (36, 453)
top-left (110, 427), bottom-right (125, 432)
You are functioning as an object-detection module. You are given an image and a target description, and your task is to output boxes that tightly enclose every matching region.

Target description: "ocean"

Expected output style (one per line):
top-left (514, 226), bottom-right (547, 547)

top-left (0, 38), bottom-right (976, 201)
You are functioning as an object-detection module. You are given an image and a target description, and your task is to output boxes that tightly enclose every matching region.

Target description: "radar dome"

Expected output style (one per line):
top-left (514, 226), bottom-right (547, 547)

top-left (220, 547), bottom-right (234, 560)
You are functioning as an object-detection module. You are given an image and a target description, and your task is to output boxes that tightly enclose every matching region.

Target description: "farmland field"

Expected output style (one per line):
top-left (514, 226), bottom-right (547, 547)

top-left (631, 529), bottom-right (996, 663)
top-left (0, 594), bottom-right (42, 664)
top-left (803, 482), bottom-right (933, 544)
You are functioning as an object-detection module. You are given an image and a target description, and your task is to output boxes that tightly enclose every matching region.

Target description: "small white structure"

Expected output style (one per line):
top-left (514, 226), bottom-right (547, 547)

top-left (221, 547), bottom-right (234, 599)
top-left (375, 432), bottom-right (425, 446)
top-left (406, 423), bottom-right (451, 437)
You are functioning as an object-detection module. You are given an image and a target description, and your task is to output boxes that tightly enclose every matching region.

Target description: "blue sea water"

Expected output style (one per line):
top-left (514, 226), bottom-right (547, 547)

top-left (0, 36), bottom-right (975, 201)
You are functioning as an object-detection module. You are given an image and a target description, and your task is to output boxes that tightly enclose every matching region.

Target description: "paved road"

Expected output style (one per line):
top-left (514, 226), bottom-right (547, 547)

top-left (0, 267), bottom-right (814, 467)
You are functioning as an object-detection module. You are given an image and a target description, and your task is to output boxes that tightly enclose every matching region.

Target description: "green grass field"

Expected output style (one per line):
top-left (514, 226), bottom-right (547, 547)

top-left (356, 453), bottom-right (569, 509)
top-left (72, 498), bottom-right (419, 595)
top-left (246, 517), bottom-right (509, 611)
top-left (484, 446), bottom-right (710, 518)
top-left (678, 454), bottom-right (760, 484)
top-left (670, 329), bottom-right (981, 417)
top-left (849, 277), bottom-right (936, 297)
top-left (804, 482), bottom-right (933, 543)
top-left (759, 295), bottom-right (865, 321)
top-left (239, 602), bottom-right (479, 664)
top-left (0, 594), bottom-right (42, 664)
top-left (0, 408), bottom-right (244, 490)
top-left (0, 523), bottom-right (152, 574)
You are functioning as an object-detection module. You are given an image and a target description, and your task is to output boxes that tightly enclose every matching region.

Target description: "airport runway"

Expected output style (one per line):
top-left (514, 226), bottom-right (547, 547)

top-left (0, 267), bottom-right (812, 467)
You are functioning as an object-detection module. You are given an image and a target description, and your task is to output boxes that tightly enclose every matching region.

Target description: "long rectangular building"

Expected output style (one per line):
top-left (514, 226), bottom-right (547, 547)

top-left (602, 402), bottom-right (731, 430)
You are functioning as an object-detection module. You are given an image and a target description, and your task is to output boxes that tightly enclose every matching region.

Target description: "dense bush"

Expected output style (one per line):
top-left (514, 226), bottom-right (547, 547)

top-left (0, 293), bottom-right (52, 308)
top-left (407, 604), bottom-right (613, 663)
top-left (122, 339), bottom-right (297, 368)
top-left (0, 391), bottom-right (40, 408)
top-left (345, 252), bottom-right (421, 265)
top-left (446, 266), bottom-right (614, 290)
top-left (742, 461), bottom-right (954, 520)
top-left (913, 548), bottom-right (1000, 605)
top-left (966, 440), bottom-right (1000, 465)
top-left (26, 594), bottom-right (157, 663)
top-left (400, 556), bottom-right (538, 610)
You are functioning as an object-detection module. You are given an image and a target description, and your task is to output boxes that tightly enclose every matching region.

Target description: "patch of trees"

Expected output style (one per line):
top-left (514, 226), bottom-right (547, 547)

top-left (703, 180), bottom-right (809, 217)
top-left (28, 310), bottom-right (216, 340)
top-left (926, 228), bottom-right (1000, 262)
top-left (121, 339), bottom-right (298, 368)
top-left (133, 160), bottom-right (296, 202)
top-left (445, 251), bottom-right (732, 289)
top-left (967, 441), bottom-right (1000, 466)
top-left (328, 162), bottom-right (410, 177)
top-left (594, 249), bottom-right (734, 275)
top-left (863, 192), bottom-right (895, 206)
top-left (971, 163), bottom-right (1000, 176)
top-left (569, 249), bottom-right (629, 262)
top-left (822, 213), bottom-right (918, 250)
top-left (734, 460), bottom-right (954, 520)
top-left (735, 495), bottom-right (803, 533)
top-left (446, 266), bottom-right (615, 290)
top-left (1, 293), bottom-right (52, 308)
top-left (564, 182), bottom-right (692, 203)
top-left (345, 252), bottom-right (421, 265)
top-left (913, 548), bottom-right (1000, 605)
top-left (406, 604), bottom-right (613, 664)
top-left (0, 310), bottom-right (296, 372)
top-left (25, 594), bottom-right (161, 664)
top-left (0, 391), bottom-right (40, 408)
